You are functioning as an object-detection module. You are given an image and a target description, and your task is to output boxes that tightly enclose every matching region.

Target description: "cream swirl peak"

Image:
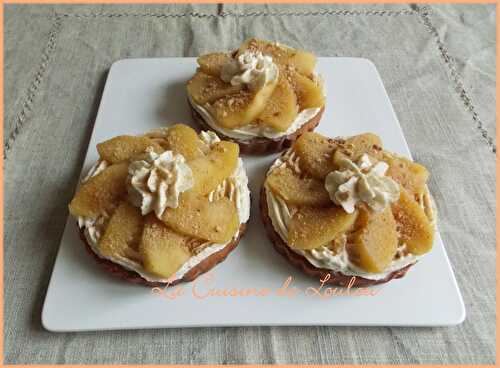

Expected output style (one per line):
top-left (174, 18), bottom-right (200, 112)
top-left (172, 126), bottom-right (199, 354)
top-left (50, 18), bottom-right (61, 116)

top-left (324, 154), bottom-right (400, 214)
top-left (127, 148), bottom-right (194, 218)
top-left (220, 51), bottom-right (279, 91)
top-left (199, 130), bottom-right (221, 148)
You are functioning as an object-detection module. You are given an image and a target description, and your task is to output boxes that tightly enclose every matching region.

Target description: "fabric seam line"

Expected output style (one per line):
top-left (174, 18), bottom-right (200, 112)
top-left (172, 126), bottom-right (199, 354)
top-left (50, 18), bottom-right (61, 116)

top-left (4, 16), bottom-right (63, 158)
top-left (415, 5), bottom-right (495, 153)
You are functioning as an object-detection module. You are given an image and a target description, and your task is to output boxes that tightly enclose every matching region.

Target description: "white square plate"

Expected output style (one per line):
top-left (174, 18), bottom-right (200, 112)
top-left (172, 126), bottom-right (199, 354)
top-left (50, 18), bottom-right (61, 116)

top-left (42, 58), bottom-right (465, 331)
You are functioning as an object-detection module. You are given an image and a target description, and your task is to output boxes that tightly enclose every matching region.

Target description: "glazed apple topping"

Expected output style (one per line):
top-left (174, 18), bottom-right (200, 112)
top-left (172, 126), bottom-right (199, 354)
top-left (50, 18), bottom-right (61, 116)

top-left (70, 124), bottom-right (245, 279)
top-left (188, 38), bottom-right (324, 133)
top-left (266, 131), bottom-right (435, 273)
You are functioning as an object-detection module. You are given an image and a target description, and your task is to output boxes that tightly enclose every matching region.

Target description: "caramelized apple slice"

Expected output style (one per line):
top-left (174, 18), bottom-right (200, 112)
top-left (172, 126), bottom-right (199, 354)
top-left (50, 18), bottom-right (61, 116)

top-left (98, 201), bottom-right (143, 259)
top-left (332, 133), bottom-right (382, 164)
top-left (257, 74), bottom-right (298, 132)
top-left (293, 131), bottom-right (338, 179)
top-left (189, 141), bottom-right (239, 195)
top-left (288, 51), bottom-right (317, 77)
top-left (289, 69), bottom-right (324, 110)
top-left (266, 165), bottom-right (330, 206)
top-left (288, 206), bottom-right (358, 249)
top-left (349, 206), bottom-right (398, 273)
top-left (69, 162), bottom-right (128, 217)
top-left (187, 71), bottom-right (242, 105)
top-left (97, 135), bottom-right (163, 164)
top-left (238, 38), bottom-right (317, 76)
top-left (383, 154), bottom-right (429, 196)
top-left (161, 192), bottom-right (239, 243)
top-left (208, 79), bottom-right (278, 128)
top-left (197, 52), bottom-right (232, 76)
top-left (391, 188), bottom-right (434, 255)
top-left (164, 124), bottom-right (204, 161)
top-left (140, 215), bottom-right (192, 278)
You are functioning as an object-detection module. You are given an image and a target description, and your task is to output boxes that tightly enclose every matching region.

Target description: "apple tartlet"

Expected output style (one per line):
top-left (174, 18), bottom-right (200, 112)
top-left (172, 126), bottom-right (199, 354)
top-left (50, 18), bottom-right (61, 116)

top-left (260, 131), bottom-right (436, 287)
top-left (68, 124), bottom-right (250, 286)
top-left (187, 38), bottom-right (325, 154)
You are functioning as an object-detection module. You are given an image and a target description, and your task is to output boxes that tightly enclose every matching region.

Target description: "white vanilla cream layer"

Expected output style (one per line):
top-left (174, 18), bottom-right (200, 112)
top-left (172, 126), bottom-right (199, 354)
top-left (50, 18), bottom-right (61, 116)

top-left (188, 95), bottom-right (321, 141)
top-left (265, 151), bottom-right (436, 281)
top-left (82, 224), bottom-right (232, 284)
top-left (77, 156), bottom-right (250, 284)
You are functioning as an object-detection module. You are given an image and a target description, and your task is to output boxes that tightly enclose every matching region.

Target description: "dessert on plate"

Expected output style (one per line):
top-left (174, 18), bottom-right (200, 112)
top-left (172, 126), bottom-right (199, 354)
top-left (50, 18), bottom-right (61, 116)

top-left (260, 131), bottom-right (436, 287)
top-left (68, 124), bottom-right (250, 286)
top-left (187, 38), bottom-right (325, 154)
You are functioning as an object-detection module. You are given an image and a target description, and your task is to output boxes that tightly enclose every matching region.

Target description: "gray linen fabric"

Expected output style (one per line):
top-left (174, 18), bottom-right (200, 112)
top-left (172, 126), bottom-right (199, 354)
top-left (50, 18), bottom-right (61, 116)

top-left (4, 3), bottom-right (496, 364)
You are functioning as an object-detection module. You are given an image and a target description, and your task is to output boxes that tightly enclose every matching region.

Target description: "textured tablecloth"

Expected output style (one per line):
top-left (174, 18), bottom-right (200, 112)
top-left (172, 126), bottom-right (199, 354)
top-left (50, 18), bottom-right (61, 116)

top-left (4, 3), bottom-right (496, 364)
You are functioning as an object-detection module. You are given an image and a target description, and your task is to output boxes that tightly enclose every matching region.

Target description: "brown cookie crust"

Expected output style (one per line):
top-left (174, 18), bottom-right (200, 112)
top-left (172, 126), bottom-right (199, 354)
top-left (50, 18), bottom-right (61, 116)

top-left (80, 223), bottom-right (247, 288)
top-left (189, 99), bottom-right (325, 155)
top-left (259, 187), bottom-right (413, 287)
